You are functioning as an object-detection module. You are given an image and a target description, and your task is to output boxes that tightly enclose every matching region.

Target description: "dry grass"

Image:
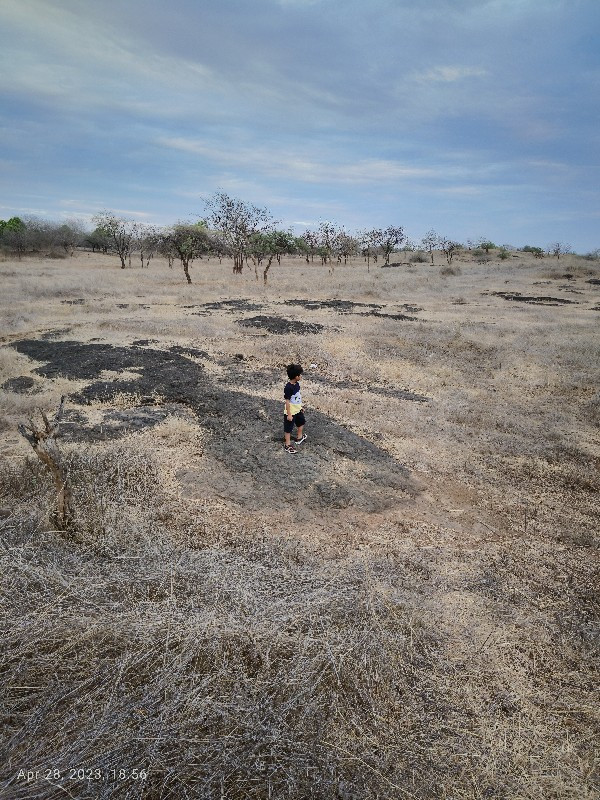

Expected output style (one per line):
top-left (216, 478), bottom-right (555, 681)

top-left (0, 252), bottom-right (599, 799)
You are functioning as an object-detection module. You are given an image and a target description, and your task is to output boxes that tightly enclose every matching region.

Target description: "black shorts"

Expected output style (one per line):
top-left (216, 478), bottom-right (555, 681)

top-left (284, 411), bottom-right (306, 433)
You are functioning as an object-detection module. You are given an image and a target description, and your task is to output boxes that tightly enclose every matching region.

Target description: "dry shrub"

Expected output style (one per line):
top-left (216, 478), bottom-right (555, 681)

top-left (1, 444), bottom-right (452, 798)
top-left (440, 265), bottom-right (461, 276)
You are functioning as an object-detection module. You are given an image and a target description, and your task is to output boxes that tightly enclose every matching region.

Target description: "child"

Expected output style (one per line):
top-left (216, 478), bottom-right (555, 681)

top-left (283, 363), bottom-right (307, 454)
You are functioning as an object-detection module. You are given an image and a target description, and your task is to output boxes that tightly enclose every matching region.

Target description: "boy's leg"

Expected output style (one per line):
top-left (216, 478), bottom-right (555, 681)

top-left (284, 415), bottom-right (294, 446)
top-left (294, 411), bottom-right (306, 442)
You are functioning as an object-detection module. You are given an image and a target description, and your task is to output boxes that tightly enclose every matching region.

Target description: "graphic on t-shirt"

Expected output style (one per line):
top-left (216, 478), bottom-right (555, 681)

top-left (284, 382), bottom-right (303, 414)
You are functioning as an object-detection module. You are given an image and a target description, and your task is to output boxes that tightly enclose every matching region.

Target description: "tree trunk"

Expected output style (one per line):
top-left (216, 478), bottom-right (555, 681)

top-left (263, 255), bottom-right (274, 285)
top-left (182, 258), bottom-right (192, 284)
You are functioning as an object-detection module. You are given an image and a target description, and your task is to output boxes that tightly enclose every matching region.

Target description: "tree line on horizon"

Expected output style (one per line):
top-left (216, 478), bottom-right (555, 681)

top-left (0, 192), bottom-right (590, 284)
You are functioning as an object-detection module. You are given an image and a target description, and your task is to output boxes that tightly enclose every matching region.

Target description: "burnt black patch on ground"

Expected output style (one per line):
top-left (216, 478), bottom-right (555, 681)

top-left (191, 299), bottom-right (264, 315)
top-left (132, 339), bottom-right (159, 346)
top-left (490, 292), bottom-right (578, 306)
top-left (60, 406), bottom-right (178, 443)
top-left (12, 340), bottom-right (150, 381)
top-left (168, 345), bottom-right (212, 360)
top-left (61, 409), bottom-right (88, 425)
top-left (283, 299), bottom-right (381, 313)
top-left (586, 278), bottom-right (600, 285)
top-left (359, 310), bottom-right (419, 321)
top-left (61, 299), bottom-right (85, 305)
top-left (238, 316), bottom-right (324, 335)
top-left (10, 338), bottom-right (415, 511)
top-left (1, 376), bottom-right (40, 394)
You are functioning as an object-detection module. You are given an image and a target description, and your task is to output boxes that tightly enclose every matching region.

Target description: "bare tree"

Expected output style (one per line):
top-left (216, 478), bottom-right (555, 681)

top-left (317, 221), bottom-right (340, 269)
top-left (300, 230), bottom-right (319, 264)
top-left (421, 229), bottom-right (440, 265)
top-left (92, 212), bottom-right (137, 269)
top-left (337, 231), bottom-right (359, 264)
top-left (204, 191), bottom-right (275, 274)
top-left (359, 229), bottom-right (380, 272)
top-left (439, 237), bottom-right (462, 264)
top-left (135, 224), bottom-right (160, 268)
top-left (548, 241), bottom-right (572, 259)
top-left (18, 397), bottom-right (72, 531)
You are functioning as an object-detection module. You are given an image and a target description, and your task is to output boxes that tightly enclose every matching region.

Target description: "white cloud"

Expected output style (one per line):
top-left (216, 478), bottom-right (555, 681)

top-left (159, 137), bottom-right (437, 184)
top-left (415, 66), bottom-right (488, 83)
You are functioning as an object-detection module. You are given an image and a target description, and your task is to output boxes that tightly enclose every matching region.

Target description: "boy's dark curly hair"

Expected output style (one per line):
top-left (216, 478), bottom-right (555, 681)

top-left (286, 363), bottom-right (304, 380)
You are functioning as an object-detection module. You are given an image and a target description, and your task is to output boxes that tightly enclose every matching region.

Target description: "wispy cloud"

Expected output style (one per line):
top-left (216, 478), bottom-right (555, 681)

top-left (414, 66), bottom-right (488, 83)
top-left (159, 137), bottom-right (437, 184)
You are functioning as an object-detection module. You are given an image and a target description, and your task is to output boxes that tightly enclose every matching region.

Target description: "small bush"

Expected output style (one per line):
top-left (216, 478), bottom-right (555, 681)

top-left (498, 249), bottom-right (510, 260)
top-left (521, 245), bottom-right (544, 258)
top-left (409, 251), bottom-right (427, 263)
top-left (440, 265), bottom-right (461, 276)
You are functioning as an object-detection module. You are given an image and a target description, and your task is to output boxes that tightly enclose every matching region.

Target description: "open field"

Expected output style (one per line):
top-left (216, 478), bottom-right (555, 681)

top-left (0, 251), bottom-right (599, 799)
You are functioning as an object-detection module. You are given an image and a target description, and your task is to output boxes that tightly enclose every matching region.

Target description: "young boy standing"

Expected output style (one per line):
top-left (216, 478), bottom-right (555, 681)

top-left (283, 364), bottom-right (307, 454)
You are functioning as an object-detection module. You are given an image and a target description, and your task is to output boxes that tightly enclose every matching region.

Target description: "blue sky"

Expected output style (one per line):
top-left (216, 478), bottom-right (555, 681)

top-left (1, 0), bottom-right (599, 250)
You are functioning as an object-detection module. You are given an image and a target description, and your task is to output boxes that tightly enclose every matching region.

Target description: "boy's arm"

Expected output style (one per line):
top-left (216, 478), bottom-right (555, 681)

top-left (285, 399), bottom-right (292, 419)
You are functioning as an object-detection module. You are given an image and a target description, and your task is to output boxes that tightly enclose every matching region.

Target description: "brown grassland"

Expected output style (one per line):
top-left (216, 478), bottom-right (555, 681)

top-left (0, 249), bottom-right (598, 799)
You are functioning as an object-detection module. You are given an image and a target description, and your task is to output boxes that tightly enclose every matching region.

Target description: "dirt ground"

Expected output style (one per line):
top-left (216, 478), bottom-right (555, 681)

top-left (0, 251), bottom-right (598, 799)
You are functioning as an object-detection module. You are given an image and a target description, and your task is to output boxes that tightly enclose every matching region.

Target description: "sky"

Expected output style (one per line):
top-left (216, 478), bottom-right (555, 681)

top-left (0, 0), bottom-right (599, 250)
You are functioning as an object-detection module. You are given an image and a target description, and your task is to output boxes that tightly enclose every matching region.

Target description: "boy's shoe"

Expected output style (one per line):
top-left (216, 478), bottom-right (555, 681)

top-left (294, 434), bottom-right (307, 445)
top-left (284, 444), bottom-right (297, 454)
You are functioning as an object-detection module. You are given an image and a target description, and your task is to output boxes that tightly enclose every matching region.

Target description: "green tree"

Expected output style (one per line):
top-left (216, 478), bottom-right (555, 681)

top-left (371, 225), bottom-right (405, 265)
top-left (0, 216), bottom-right (28, 259)
top-left (299, 230), bottom-right (319, 263)
top-left (477, 238), bottom-right (496, 254)
top-left (0, 216), bottom-right (25, 236)
top-left (249, 230), bottom-right (297, 284)
top-left (521, 245), bottom-right (544, 258)
top-left (161, 223), bottom-right (212, 284)
top-left (86, 227), bottom-right (112, 254)
top-left (317, 221), bottom-right (341, 268)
